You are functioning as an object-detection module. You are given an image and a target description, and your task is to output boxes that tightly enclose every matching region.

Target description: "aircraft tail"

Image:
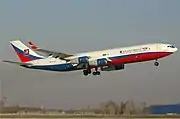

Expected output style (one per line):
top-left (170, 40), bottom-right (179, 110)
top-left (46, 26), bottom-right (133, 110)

top-left (10, 40), bottom-right (44, 62)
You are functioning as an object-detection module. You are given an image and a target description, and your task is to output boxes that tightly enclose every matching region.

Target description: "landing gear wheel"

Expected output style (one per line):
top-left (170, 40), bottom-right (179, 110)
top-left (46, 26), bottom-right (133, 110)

top-left (88, 69), bottom-right (91, 74)
top-left (92, 71), bottom-right (101, 76)
top-left (154, 62), bottom-right (159, 66)
top-left (92, 72), bottom-right (97, 75)
top-left (96, 71), bottom-right (100, 75)
top-left (83, 70), bottom-right (89, 76)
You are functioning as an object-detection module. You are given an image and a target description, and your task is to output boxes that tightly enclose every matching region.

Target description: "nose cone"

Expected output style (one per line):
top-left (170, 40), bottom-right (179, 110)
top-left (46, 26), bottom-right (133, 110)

top-left (171, 47), bottom-right (178, 53)
top-left (174, 47), bottom-right (178, 52)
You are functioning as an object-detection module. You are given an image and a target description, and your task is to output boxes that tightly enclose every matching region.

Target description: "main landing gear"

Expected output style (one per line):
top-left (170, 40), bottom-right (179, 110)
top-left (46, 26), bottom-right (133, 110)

top-left (92, 71), bottom-right (100, 76)
top-left (83, 68), bottom-right (101, 76)
top-left (83, 69), bottom-right (91, 76)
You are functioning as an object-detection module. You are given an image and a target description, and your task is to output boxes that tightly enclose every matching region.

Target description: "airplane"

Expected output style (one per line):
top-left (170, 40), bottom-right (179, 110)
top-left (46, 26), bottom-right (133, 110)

top-left (1, 39), bottom-right (178, 76)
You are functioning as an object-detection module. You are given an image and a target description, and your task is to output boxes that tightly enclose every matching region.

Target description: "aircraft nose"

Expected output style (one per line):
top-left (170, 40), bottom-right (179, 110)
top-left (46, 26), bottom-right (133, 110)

top-left (172, 47), bottom-right (178, 53)
top-left (167, 44), bottom-right (178, 52)
top-left (174, 47), bottom-right (178, 52)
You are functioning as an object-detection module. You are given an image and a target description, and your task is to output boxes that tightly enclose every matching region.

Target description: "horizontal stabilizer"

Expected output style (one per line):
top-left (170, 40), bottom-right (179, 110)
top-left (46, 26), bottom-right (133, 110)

top-left (1, 60), bottom-right (33, 66)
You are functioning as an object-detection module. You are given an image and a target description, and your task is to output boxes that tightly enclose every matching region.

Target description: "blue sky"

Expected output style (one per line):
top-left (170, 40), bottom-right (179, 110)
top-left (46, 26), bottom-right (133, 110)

top-left (0, 0), bottom-right (180, 109)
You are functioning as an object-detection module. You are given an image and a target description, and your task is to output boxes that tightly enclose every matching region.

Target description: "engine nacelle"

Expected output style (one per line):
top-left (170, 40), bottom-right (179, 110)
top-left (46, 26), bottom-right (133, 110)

top-left (101, 64), bottom-right (125, 71)
top-left (89, 58), bottom-right (108, 66)
top-left (70, 56), bottom-right (89, 64)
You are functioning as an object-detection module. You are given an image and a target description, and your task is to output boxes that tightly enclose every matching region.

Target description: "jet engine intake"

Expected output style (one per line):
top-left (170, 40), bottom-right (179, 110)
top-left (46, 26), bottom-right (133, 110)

top-left (89, 58), bottom-right (108, 66)
top-left (70, 56), bottom-right (89, 64)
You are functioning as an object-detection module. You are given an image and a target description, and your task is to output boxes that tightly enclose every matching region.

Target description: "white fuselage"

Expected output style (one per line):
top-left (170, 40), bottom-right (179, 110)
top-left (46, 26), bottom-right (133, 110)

top-left (29, 43), bottom-right (177, 67)
top-left (7, 40), bottom-right (178, 74)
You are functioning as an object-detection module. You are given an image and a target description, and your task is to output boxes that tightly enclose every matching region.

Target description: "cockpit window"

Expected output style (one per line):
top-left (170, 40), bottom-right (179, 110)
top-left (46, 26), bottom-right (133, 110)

top-left (167, 45), bottom-right (175, 48)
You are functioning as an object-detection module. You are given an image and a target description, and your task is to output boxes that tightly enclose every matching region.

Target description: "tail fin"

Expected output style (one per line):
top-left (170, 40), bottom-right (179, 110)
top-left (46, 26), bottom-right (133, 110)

top-left (10, 39), bottom-right (44, 62)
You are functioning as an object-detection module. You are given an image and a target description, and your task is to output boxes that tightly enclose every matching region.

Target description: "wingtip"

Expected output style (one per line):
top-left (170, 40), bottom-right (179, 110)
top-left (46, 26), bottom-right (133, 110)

top-left (0, 60), bottom-right (9, 63)
top-left (28, 41), bottom-right (39, 50)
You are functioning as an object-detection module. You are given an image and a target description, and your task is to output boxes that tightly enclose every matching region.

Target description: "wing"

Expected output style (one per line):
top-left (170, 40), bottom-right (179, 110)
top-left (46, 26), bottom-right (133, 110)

top-left (1, 60), bottom-right (33, 66)
top-left (28, 41), bottom-right (73, 60)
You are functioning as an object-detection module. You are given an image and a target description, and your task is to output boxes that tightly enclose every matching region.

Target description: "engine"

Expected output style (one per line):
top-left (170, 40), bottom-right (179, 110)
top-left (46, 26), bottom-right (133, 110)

top-left (101, 64), bottom-right (125, 71)
top-left (89, 58), bottom-right (108, 66)
top-left (70, 57), bottom-right (109, 67)
top-left (70, 56), bottom-right (89, 64)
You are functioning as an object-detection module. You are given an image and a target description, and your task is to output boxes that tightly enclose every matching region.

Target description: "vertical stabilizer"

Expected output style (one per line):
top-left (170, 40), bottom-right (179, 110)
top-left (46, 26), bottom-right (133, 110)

top-left (10, 39), bottom-right (44, 62)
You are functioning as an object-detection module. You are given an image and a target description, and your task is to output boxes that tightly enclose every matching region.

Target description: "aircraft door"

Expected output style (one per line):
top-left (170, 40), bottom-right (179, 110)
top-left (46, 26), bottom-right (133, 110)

top-left (157, 44), bottom-right (161, 52)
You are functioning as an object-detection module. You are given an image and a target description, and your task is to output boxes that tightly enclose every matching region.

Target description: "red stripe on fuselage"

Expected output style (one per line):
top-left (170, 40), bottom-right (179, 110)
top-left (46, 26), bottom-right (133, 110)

top-left (109, 52), bottom-right (173, 65)
top-left (89, 52), bottom-right (173, 69)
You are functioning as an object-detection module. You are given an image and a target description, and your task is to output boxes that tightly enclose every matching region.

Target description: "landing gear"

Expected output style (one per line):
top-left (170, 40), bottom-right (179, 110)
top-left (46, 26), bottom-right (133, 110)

top-left (92, 71), bottom-right (101, 76)
top-left (83, 70), bottom-right (89, 76)
top-left (154, 61), bottom-right (159, 66)
top-left (96, 71), bottom-right (100, 75)
top-left (83, 68), bottom-right (101, 76)
top-left (83, 69), bottom-right (92, 76)
top-left (88, 69), bottom-right (91, 74)
top-left (92, 67), bottom-right (101, 76)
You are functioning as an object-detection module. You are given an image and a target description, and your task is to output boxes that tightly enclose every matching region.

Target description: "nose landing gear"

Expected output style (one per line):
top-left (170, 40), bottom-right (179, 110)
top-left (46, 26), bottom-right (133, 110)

top-left (154, 60), bottom-right (159, 66)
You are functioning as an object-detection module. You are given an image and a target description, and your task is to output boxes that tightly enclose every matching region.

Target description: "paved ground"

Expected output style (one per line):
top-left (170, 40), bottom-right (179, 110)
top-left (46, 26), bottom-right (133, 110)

top-left (1, 114), bottom-right (180, 119)
top-left (1, 118), bottom-right (180, 119)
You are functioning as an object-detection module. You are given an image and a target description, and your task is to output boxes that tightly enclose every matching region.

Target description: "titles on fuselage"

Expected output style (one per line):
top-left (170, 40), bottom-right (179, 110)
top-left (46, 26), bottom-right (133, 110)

top-left (120, 47), bottom-right (150, 54)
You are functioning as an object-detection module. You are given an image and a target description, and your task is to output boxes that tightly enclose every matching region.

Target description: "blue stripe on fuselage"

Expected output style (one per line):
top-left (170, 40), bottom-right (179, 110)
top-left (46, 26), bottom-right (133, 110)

top-left (27, 63), bottom-right (81, 72)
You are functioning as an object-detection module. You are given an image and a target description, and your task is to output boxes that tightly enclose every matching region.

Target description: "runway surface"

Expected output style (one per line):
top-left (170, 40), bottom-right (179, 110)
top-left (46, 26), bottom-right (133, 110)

top-left (1, 114), bottom-right (180, 119)
top-left (1, 118), bottom-right (180, 119)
